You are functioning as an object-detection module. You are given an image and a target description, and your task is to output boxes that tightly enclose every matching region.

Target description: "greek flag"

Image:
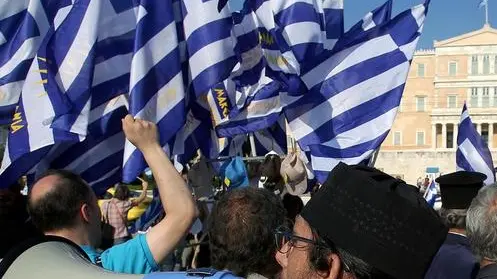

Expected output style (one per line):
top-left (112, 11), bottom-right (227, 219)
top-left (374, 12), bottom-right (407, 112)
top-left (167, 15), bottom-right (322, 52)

top-left (0, 0), bottom-right (73, 124)
top-left (322, 0), bottom-right (344, 48)
top-left (424, 180), bottom-right (437, 207)
top-left (456, 104), bottom-right (495, 185)
top-left (0, 0), bottom-right (136, 190)
top-left (208, 75), bottom-right (282, 137)
top-left (25, 97), bottom-right (128, 195)
top-left (285, 1), bottom-right (430, 182)
top-left (347, 0), bottom-right (392, 36)
top-left (179, 0), bottom-right (237, 97)
top-left (246, 0), bottom-right (338, 75)
top-left (122, 0), bottom-right (186, 182)
top-left (253, 115), bottom-right (287, 155)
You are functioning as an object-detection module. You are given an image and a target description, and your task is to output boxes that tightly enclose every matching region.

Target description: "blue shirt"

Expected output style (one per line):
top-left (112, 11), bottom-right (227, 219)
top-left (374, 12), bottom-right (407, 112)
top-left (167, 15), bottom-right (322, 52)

top-left (81, 234), bottom-right (159, 274)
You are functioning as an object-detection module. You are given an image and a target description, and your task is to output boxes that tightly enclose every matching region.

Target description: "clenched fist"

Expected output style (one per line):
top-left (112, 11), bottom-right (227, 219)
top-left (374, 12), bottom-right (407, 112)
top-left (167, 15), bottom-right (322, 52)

top-left (122, 115), bottom-right (159, 152)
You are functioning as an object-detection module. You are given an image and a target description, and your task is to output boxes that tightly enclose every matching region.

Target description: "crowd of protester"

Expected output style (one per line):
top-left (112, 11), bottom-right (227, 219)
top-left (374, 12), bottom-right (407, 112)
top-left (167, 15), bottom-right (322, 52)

top-left (2, 116), bottom-right (497, 279)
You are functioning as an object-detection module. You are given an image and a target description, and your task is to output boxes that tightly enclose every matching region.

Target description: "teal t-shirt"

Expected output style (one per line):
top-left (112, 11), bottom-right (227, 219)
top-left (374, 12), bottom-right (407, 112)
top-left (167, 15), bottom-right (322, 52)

top-left (81, 234), bottom-right (159, 274)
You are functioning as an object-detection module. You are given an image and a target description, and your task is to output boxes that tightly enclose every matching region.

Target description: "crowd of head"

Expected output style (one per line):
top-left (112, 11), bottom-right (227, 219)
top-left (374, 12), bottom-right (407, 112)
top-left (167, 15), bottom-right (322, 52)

top-left (2, 116), bottom-right (497, 279)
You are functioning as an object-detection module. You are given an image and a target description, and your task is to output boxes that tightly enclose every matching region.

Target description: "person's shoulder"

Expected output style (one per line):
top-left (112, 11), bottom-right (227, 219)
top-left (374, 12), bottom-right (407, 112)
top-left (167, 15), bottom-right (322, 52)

top-left (477, 263), bottom-right (497, 279)
top-left (100, 234), bottom-right (159, 273)
top-left (80, 245), bottom-right (100, 264)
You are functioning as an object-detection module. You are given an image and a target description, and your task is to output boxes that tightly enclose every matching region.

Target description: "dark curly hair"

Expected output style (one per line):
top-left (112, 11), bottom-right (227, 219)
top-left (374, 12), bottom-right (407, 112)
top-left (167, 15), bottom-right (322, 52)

top-left (207, 188), bottom-right (286, 277)
top-left (309, 229), bottom-right (394, 279)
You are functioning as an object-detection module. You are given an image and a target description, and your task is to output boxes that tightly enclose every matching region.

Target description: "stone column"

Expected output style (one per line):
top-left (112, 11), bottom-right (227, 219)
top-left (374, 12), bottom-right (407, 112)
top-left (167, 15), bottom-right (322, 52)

top-left (489, 123), bottom-right (494, 149)
top-left (453, 123), bottom-right (458, 149)
top-left (432, 124), bottom-right (437, 149)
top-left (442, 123), bottom-right (447, 149)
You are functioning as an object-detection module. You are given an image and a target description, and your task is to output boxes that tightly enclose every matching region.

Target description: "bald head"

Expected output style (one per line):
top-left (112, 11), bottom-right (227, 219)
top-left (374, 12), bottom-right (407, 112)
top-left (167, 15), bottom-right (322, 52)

top-left (28, 170), bottom-right (94, 232)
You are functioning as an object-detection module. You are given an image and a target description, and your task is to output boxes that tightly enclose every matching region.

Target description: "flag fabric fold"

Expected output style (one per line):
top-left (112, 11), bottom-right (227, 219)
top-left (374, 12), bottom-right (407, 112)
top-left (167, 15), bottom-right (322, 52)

top-left (285, 1), bottom-right (430, 182)
top-left (122, 0), bottom-right (186, 182)
top-left (0, 0), bottom-right (73, 124)
top-left (456, 103), bottom-right (496, 185)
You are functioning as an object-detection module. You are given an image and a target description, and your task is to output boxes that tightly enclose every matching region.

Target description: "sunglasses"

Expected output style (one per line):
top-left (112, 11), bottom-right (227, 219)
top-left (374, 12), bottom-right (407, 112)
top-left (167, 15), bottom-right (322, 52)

top-left (274, 225), bottom-right (328, 253)
top-left (274, 225), bottom-right (352, 272)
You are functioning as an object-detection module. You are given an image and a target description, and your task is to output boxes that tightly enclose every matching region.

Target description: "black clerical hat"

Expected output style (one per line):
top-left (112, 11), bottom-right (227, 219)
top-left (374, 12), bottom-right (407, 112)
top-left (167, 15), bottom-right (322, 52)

top-left (301, 163), bottom-right (447, 279)
top-left (435, 171), bottom-right (486, 209)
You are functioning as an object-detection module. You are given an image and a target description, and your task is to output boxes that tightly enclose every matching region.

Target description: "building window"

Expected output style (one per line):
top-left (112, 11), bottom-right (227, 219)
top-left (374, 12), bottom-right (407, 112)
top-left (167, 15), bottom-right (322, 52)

top-left (447, 125), bottom-right (454, 149)
top-left (393, 131), bottom-right (402, 146)
top-left (449, 61), bottom-right (457, 76)
top-left (494, 87), bottom-right (497, 107)
top-left (495, 56), bottom-right (497, 74)
top-left (416, 131), bottom-right (425, 146)
top-left (417, 63), bottom-right (425, 77)
top-left (483, 55), bottom-right (490, 74)
top-left (471, 55), bottom-right (479, 75)
top-left (482, 87), bottom-right (490, 107)
top-left (416, 96), bottom-right (426, 112)
top-left (482, 125), bottom-right (489, 144)
top-left (447, 95), bottom-right (457, 108)
top-left (471, 88), bottom-right (479, 107)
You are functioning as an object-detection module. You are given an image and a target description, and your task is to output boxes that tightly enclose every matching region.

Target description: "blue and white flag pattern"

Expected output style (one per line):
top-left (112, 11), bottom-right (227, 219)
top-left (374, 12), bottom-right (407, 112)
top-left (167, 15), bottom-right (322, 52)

top-left (285, 1), bottom-right (430, 182)
top-left (347, 0), bottom-right (392, 37)
top-left (0, 0), bottom-right (73, 124)
top-left (1, 1), bottom-right (139, 190)
top-left (0, 0), bottom-right (432, 193)
top-left (253, 115), bottom-right (287, 155)
top-left (424, 180), bottom-right (437, 207)
top-left (456, 104), bottom-right (495, 185)
top-left (179, 0), bottom-right (237, 97)
top-left (122, 0), bottom-right (186, 182)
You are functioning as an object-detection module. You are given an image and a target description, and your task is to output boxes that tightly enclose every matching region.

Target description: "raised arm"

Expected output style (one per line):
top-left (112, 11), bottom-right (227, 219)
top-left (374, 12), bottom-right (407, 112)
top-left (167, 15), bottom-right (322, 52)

top-left (122, 115), bottom-right (197, 264)
top-left (130, 177), bottom-right (149, 207)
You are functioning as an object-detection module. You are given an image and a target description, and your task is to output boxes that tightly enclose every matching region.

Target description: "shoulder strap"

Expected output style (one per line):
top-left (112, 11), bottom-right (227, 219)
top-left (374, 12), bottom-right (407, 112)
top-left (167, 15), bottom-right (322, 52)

top-left (103, 200), bottom-right (111, 223)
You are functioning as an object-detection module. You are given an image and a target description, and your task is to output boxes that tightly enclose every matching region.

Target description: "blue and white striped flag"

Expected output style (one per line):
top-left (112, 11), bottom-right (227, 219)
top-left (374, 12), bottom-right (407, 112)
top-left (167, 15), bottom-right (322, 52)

top-left (322, 0), bottom-right (344, 49)
top-left (247, 0), bottom-right (337, 75)
top-left (179, 0), bottom-right (237, 97)
top-left (253, 115), bottom-right (287, 155)
top-left (347, 0), bottom-right (392, 36)
top-left (25, 97), bottom-right (129, 195)
top-left (208, 74), bottom-right (283, 137)
top-left (457, 104), bottom-right (495, 185)
top-left (0, 0), bottom-right (142, 190)
top-left (122, 0), bottom-right (186, 183)
top-left (285, 1), bottom-right (430, 182)
top-left (424, 180), bottom-right (437, 207)
top-left (0, 0), bottom-right (73, 124)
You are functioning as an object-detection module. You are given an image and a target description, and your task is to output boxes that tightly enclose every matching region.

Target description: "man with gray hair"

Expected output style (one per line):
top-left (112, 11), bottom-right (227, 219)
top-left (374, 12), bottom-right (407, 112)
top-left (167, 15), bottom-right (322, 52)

top-left (425, 171), bottom-right (486, 279)
top-left (467, 184), bottom-right (497, 278)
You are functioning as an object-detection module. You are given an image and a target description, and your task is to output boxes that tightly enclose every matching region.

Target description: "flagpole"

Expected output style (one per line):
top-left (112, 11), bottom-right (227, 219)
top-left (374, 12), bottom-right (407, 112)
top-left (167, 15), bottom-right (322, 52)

top-left (486, 0), bottom-right (489, 26)
top-left (249, 133), bottom-right (257, 157)
top-left (368, 148), bottom-right (380, 168)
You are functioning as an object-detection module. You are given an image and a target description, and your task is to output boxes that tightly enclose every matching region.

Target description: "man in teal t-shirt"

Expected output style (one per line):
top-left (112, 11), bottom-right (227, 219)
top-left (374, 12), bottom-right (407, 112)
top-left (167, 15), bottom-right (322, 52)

top-left (27, 115), bottom-right (197, 274)
top-left (81, 234), bottom-right (158, 274)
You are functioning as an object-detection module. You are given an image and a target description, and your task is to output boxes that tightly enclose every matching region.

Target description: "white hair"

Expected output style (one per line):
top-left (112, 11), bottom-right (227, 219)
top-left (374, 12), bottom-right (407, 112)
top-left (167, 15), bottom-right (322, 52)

top-left (467, 185), bottom-right (497, 261)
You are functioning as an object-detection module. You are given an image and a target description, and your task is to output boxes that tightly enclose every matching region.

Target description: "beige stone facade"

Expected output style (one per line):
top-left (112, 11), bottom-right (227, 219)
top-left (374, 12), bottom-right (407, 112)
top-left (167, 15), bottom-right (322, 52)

top-left (377, 25), bottom-right (497, 183)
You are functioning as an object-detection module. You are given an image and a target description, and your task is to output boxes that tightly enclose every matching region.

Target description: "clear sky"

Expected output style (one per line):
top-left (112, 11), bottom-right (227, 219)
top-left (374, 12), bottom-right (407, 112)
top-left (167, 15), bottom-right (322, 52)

top-left (229, 0), bottom-right (497, 49)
